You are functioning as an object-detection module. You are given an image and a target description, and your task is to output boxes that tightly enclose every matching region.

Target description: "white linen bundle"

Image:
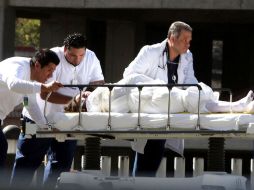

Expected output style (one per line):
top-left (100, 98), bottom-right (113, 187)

top-left (86, 74), bottom-right (216, 114)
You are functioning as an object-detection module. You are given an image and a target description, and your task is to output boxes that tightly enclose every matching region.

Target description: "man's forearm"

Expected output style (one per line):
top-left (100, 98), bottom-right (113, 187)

top-left (86, 80), bottom-right (105, 91)
top-left (40, 92), bottom-right (72, 104)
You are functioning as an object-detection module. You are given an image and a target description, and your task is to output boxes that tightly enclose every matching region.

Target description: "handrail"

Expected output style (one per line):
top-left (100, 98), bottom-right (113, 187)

top-left (43, 83), bottom-right (203, 131)
top-left (44, 84), bottom-right (202, 130)
top-left (41, 84), bottom-right (232, 131)
top-left (62, 83), bottom-right (202, 89)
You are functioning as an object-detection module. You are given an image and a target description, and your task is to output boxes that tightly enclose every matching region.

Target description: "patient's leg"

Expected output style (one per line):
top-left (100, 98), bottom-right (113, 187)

top-left (205, 90), bottom-right (254, 113)
top-left (246, 101), bottom-right (254, 113)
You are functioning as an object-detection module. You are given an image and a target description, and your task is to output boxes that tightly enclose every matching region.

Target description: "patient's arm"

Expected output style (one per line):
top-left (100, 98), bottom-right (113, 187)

top-left (66, 80), bottom-right (105, 112)
top-left (70, 80), bottom-right (105, 112)
top-left (64, 97), bottom-right (87, 112)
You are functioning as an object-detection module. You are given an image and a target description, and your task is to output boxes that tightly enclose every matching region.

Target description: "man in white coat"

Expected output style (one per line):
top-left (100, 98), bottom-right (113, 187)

top-left (123, 21), bottom-right (198, 176)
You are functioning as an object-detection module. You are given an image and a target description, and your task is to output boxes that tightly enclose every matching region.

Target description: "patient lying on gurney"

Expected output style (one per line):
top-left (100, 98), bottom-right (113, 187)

top-left (65, 74), bottom-right (254, 114)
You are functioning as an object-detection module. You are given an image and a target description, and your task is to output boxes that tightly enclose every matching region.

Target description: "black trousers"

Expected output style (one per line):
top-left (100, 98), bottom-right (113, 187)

top-left (11, 117), bottom-right (77, 188)
top-left (132, 139), bottom-right (166, 177)
top-left (0, 119), bottom-right (8, 188)
top-left (0, 119), bottom-right (8, 168)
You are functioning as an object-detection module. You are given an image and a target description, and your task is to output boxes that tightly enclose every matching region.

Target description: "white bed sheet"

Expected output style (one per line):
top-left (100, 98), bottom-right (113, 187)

top-left (46, 112), bottom-right (254, 131)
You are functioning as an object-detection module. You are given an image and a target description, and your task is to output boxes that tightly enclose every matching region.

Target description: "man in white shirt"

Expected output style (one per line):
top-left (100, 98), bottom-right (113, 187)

top-left (11, 33), bottom-right (105, 188)
top-left (123, 21), bottom-right (198, 177)
top-left (0, 49), bottom-right (62, 186)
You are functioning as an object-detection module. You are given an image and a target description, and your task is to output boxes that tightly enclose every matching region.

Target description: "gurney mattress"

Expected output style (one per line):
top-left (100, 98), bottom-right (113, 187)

top-left (46, 112), bottom-right (254, 131)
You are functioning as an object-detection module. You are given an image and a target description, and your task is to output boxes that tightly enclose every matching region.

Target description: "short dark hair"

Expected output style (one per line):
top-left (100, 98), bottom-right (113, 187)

top-left (30, 49), bottom-right (60, 68)
top-left (63, 33), bottom-right (87, 49)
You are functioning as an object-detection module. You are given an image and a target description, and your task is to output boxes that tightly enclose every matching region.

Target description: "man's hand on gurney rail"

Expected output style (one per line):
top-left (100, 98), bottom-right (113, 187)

top-left (41, 81), bottom-right (63, 92)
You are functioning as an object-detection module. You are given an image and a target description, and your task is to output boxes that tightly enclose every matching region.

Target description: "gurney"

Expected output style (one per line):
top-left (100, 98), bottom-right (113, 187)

top-left (23, 83), bottom-right (254, 172)
top-left (24, 83), bottom-right (254, 140)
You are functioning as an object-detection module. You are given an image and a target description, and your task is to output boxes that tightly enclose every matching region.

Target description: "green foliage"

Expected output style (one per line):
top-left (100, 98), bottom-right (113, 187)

top-left (15, 18), bottom-right (40, 48)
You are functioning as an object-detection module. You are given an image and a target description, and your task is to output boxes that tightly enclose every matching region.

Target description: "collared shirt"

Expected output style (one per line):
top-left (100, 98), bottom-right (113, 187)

top-left (36, 46), bottom-right (104, 115)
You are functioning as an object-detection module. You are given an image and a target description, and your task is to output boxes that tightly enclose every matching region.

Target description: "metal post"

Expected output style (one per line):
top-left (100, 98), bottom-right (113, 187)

top-left (231, 158), bottom-right (242, 176)
top-left (156, 157), bottom-right (167, 178)
top-left (251, 159), bottom-right (254, 190)
top-left (193, 157), bottom-right (204, 177)
top-left (101, 156), bottom-right (111, 176)
top-left (174, 157), bottom-right (185, 177)
top-left (118, 156), bottom-right (129, 177)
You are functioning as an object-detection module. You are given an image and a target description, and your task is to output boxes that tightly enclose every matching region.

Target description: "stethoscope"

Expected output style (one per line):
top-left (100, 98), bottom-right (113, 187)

top-left (158, 44), bottom-right (179, 69)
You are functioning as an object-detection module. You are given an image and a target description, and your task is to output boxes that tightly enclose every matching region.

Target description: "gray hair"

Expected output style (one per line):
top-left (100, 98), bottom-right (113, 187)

top-left (167, 21), bottom-right (192, 38)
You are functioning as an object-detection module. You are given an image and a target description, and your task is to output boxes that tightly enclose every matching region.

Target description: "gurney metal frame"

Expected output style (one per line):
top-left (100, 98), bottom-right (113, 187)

top-left (32, 83), bottom-right (241, 141)
top-left (54, 83), bottom-right (203, 131)
top-left (37, 83), bottom-right (204, 140)
top-left (33, 128), bottom-right (251, 141)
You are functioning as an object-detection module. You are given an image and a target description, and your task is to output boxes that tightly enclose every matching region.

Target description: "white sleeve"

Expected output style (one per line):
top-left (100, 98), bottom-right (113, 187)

top-left (4, 76), bottom-right (41, 94)
top-left (123, 46), bottom-right (152, 78)
top-left (1, 62), bottom-right (42, 94)
top-left (23, 94), bottom-right (47, 128)
top-left (183, 52), bottom-right (198, 84)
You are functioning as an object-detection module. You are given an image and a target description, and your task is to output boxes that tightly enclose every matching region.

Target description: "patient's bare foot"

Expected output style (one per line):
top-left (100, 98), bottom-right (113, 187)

top-left (242, 90), bottom-right (254, 103)
top-left (234, 90), bottom-right (254, 112)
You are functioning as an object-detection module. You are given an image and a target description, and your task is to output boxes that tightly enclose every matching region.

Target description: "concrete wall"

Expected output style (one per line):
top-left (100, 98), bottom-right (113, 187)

top-left (8, 0), bottom-right (254, 10)
top-left (105, 20), bottom-right (135, 82)
top-left (40, 14), bottom-right (87, 48)
top-left (0, 0), bottom-right (15, 60)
